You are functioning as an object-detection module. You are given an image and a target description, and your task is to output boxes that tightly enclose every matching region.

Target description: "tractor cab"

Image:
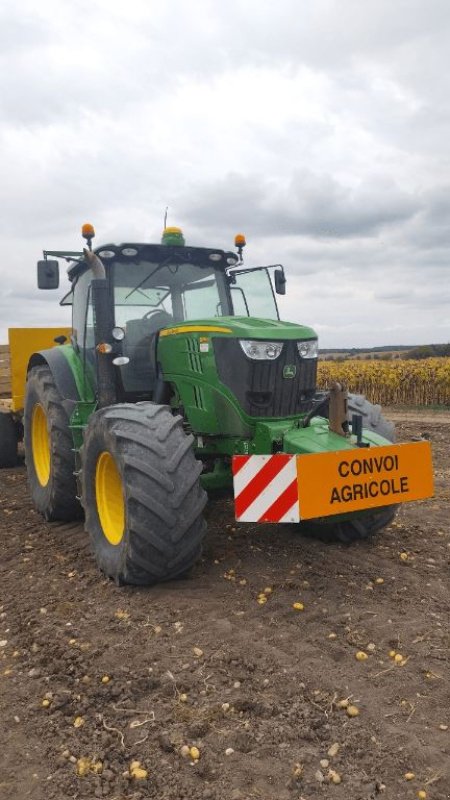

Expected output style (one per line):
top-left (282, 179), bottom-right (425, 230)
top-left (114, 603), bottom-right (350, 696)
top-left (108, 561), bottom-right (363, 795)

top-left (39, 226), bottom-right (287, 401)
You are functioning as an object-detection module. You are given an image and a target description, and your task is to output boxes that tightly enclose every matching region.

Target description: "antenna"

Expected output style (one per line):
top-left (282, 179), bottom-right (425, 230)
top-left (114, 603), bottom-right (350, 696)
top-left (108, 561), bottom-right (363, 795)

top-left (163, 206), bottom-right (168, 229)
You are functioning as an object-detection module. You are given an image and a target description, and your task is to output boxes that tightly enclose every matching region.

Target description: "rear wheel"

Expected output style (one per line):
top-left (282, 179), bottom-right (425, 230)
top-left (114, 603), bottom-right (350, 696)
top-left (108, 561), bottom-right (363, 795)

top-left (302, 394), bottom-right (397, 543)
top-left (81, 402), bottom-right (207, 585)
top-left (300, 505), bottom-right (397, 543)
top-left (24, 366), bottom-right (81, 520)
top-left (0, 412), bottom-right (18, 468)
top-left (347, 393), bottom-right (395, 442)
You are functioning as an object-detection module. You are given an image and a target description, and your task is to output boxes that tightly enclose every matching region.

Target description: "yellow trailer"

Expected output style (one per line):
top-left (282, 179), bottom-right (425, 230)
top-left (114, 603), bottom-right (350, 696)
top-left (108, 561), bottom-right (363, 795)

top-left (0, 327), bottom-right (71, 467)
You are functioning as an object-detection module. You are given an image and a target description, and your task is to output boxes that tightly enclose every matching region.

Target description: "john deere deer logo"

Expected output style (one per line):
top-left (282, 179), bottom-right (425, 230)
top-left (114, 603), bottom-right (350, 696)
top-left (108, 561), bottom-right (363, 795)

top-left (283, 365), bottom-right (296, 379)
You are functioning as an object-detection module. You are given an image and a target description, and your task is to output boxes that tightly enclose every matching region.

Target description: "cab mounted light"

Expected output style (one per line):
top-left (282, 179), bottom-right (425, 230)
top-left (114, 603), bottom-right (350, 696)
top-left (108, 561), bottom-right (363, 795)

top-left (161, 226), bottom-right (185, 246)
top-left (112, 326), bottom-right (125, 341)
top-left (81, 222), bottom-right (95, 251)
top-left (234, 233), bottom-right (246, 262)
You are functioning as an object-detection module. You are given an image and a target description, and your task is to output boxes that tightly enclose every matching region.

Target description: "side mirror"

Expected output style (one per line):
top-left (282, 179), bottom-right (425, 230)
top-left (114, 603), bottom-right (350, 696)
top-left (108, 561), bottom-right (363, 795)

top-left (274, 267), bottom-right (286, 295)
top-left (37, 259), bottom-right (59, 290)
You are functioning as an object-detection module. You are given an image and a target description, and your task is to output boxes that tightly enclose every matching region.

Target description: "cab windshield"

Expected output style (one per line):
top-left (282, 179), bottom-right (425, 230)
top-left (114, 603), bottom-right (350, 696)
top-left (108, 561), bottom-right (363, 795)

top-left (113, 260), bottom-right (231, 329)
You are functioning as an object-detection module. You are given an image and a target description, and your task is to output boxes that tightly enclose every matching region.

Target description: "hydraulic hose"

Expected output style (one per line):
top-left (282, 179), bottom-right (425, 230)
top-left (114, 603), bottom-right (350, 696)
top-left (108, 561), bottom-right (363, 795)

top-left (301, 392), bottom-right (330, 428)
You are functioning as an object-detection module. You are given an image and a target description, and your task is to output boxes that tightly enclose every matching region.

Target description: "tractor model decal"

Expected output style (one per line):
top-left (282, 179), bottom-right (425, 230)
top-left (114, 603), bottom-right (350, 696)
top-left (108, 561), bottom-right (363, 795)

top-left (282, 364), bottom-right (297, 379)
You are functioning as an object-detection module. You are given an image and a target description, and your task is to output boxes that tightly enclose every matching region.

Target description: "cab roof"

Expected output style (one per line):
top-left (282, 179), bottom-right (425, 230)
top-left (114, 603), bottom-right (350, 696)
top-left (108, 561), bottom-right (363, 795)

top-left (67, 243), bottom-right (239, 282)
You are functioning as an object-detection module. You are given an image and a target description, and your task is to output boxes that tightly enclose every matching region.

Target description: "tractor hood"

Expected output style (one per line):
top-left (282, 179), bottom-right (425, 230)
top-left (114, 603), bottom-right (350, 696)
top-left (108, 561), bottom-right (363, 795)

top-left (159, 317), bottom-right (317, 341)
top-left (158, 316), bottom-right (319, 435)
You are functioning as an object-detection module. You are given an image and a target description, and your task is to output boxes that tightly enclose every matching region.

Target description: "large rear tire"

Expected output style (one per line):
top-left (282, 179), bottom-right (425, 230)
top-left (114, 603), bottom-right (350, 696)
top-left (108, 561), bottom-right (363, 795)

top-left (81, 402), bottom-right (207, 585)
top-left (347, 393), bottom-right (395, 442)
top-left (24, 366), bottom-right (81, 521)
top-left (0, 412), bottom-right (18, 468)
top-left (302, 394), bottom-right (397, 543)
top-left (300, 505), bottom-right (397, 544)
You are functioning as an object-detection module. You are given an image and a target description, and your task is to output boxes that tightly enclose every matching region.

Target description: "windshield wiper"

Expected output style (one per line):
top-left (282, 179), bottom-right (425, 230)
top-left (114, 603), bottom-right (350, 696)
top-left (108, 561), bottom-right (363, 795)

top-left (124, 262), bottom-right (167, 302)
top-left (125, 256), bottom-right (182, 301)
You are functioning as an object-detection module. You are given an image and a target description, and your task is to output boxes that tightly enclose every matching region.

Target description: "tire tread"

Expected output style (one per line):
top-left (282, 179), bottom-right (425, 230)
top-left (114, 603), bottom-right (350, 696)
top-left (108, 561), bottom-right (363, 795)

top-left (81, 402), bottom-right (207, 585)
top-left (24, 366), bottom-right (80, 521)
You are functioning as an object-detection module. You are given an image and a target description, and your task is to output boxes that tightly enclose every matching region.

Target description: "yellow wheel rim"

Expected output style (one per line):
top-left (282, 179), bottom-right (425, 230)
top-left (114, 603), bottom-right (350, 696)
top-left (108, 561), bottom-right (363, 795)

top-left (31, 404), bottom-right (51, 487)
top-left (95, 451), bottom-right (125, 545)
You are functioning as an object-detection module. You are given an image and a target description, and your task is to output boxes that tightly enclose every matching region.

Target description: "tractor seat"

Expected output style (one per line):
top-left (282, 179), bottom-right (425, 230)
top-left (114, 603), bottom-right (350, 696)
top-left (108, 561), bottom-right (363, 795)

top-left (121, 312), bottom-right (174, 394)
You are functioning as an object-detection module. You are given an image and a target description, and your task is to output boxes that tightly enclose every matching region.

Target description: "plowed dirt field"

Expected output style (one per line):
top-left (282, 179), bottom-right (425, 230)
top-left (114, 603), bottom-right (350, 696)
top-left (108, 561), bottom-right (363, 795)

top-left (0, 410), bottom-right (449, 800)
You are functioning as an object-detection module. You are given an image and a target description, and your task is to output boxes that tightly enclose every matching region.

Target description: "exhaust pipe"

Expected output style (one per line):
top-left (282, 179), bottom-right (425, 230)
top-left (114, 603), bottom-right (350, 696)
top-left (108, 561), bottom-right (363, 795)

top-left (84, 249), bottom-right (117, 408)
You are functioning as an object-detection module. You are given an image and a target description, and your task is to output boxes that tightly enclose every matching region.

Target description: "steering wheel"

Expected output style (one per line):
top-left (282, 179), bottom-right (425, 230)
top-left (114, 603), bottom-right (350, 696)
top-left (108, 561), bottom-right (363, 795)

top-left (143, 308), bottom-right (165, 319)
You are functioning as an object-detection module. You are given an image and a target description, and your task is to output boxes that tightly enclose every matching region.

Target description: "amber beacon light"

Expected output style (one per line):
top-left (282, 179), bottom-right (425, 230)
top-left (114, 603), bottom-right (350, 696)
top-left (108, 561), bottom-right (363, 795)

top-left (234, 232), bottom-right (246, 260)
top-left (81, 223), bottom-right (96, 250)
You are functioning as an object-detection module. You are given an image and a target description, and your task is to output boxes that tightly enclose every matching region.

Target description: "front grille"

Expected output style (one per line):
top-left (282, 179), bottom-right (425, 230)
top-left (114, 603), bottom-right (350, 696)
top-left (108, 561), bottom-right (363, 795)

top-left (214, 339), bottom-right (317, 418)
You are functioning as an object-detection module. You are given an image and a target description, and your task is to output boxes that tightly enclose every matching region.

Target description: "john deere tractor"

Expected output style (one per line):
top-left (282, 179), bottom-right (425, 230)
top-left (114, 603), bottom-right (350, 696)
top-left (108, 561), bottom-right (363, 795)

top-left (16, 223), bottom-right (428, 585)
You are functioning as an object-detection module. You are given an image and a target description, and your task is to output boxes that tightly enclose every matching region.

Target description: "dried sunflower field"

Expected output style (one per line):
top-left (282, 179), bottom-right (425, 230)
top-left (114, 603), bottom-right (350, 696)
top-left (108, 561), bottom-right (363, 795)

top-left (318, 358), bottom-right (450, 406)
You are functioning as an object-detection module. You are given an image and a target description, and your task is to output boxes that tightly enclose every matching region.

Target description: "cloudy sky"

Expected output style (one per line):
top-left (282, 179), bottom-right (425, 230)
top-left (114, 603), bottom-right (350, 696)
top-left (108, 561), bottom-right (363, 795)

top-left (1, 0), bottom-right (449, 347)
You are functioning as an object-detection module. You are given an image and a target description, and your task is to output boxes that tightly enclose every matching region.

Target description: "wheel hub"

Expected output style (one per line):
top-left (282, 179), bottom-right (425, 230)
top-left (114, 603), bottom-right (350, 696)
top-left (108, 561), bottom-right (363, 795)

top-left (31, 404), bottom-right (51, 487)
top-left (95, 451), bottom-right (125, 545)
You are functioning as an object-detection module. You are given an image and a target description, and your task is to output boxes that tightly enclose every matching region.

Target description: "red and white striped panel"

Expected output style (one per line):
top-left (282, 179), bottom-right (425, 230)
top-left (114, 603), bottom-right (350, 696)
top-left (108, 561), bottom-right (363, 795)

top-left (232, 455), bottom-right (299, 523)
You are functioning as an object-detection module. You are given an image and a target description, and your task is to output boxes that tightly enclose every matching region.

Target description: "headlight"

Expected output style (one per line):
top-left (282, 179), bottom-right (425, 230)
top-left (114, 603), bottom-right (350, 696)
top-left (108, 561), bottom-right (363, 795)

top-left (297, 339), bottom-right (318, 359)
top-left (239, 340), bottom-right (283, 360)
top-left (112, 326), bottom-right (125, 341)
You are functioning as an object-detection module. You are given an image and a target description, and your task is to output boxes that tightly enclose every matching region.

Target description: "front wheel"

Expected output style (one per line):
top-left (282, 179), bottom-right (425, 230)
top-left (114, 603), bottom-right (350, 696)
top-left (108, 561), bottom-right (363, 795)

top-left (81, 402), bottom-right (207, 585)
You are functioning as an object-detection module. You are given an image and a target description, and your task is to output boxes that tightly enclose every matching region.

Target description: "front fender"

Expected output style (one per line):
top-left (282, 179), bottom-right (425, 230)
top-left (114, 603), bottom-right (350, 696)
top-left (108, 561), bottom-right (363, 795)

top-left (28, 345), bottom-right (94, 417)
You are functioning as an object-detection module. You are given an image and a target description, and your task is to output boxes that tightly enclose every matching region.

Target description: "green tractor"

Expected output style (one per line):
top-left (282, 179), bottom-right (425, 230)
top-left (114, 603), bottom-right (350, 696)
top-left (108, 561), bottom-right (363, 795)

top-left (19, 223), bottom-right (426, 585)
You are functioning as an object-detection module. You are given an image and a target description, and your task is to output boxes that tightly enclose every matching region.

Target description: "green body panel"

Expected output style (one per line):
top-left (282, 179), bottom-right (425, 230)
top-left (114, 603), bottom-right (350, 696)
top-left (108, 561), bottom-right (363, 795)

top-left (159, 328), bottom-right (244, 436)
top-left (70, 402), bottom-right (98, 450)
top-left (159, 316), bottom-right (317, 340)
top-left (58, 346), bottom-right (97, 449)
top-left (195, 418), bottom-right (387, 513)
top-left (59, 345), bottom-right (96, 403)
top-left (158, 316), bottom-right (317, 437)
top-left (200, 459), bottom-right (233, 491)
top-left (282, 418), bottom-right (387, 453)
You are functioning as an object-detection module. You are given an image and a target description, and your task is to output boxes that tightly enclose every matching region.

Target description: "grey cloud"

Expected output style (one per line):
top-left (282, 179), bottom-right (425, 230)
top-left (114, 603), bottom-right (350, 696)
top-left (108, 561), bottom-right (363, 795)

top-left (181, 171), bottom-right (419, 239)
top-left (206, 0), bottom-right (450, 76)
top-left (374, 291), bottom-right (413, 303)
top-left (2, 0), bottom-right (448, 128)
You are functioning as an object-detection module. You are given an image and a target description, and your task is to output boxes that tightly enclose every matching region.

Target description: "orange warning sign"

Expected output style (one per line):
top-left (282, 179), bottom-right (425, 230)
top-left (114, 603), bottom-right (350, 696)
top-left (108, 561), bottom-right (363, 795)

top-left (297, 441), bottom-right (434, 520)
